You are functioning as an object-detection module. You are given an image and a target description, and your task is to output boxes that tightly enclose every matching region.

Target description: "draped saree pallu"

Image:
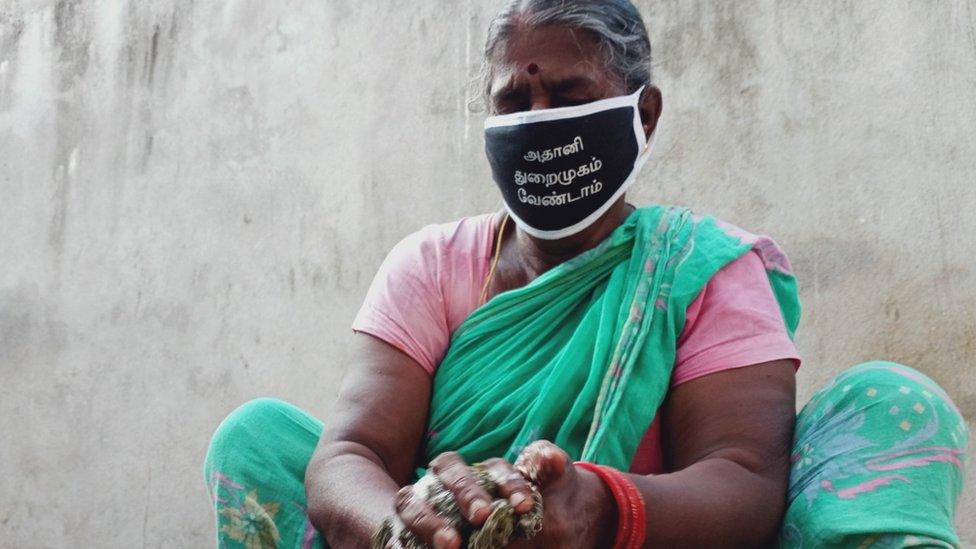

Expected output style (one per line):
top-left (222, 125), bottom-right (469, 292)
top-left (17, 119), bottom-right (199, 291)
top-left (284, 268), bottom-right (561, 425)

top-left (423, 205), bottom-right (799, 471)
top-left (204, 205), bottom-right (968, 548)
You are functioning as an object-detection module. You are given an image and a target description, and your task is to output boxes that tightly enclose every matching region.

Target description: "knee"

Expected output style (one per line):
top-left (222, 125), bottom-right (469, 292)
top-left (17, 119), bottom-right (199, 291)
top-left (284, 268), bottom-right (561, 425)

top-left (833, 361), bottom-right (959, 412)
top-left (204, 398), bottom-right (298, 474)
top-left (224, 397), bottom-right (297, 428)
top-left (797, 360), bottom-right (967, 449)
top-left (787, 362), bottom-right (968, 546)
top-left (839, 360), bottom-right (921, 386)
top-left (208, 398), bottom-right (296, 446)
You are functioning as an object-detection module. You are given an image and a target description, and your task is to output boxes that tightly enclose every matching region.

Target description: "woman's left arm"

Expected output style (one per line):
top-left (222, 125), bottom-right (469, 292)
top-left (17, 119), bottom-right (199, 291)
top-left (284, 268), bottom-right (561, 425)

top-left (509, 358), bottom-right (796, 548)
top-left (639, 358), bottom-right (796, 546)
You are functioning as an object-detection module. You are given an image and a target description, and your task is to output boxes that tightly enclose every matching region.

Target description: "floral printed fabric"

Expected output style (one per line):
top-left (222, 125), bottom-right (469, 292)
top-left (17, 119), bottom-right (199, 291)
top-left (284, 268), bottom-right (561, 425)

top-left (782, 361), bottom-right (969, 547)
top-left (205, 398), bottom-right (327, 549)
top-left (212, 476), bottom-right (280, 549)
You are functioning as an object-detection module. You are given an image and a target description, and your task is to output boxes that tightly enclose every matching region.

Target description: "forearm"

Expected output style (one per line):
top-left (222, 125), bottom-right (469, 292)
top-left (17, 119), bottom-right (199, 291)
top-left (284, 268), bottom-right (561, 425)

top-left (305, 440), bottom-right (402, 547)
top-left (630, 457), bottom-right (787, 547)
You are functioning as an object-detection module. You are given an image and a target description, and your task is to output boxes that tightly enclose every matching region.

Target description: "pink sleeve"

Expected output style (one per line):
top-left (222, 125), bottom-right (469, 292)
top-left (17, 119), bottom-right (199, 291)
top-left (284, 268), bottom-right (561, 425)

top-left (351, 229), bottom-right (449, 375)
top-left (672, 250), bottom-right (801, 386)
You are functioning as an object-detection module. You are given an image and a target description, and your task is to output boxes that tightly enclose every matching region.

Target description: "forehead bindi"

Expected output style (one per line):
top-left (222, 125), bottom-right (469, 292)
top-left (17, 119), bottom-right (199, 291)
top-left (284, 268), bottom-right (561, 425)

top-left (502, 25), bottom-right (603, 74)
top-left (491, 26), bottom-right (610, 93)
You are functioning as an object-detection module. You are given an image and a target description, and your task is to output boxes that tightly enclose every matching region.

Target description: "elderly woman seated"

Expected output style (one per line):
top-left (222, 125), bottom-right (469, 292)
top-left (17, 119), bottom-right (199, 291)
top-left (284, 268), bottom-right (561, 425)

top-left (204, 1), bottom-right (968, 547)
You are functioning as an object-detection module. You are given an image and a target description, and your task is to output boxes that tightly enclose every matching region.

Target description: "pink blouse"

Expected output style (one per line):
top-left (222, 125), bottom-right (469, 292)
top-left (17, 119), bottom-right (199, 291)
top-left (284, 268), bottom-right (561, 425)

top-left (352, 211), bottom-right (800, 474)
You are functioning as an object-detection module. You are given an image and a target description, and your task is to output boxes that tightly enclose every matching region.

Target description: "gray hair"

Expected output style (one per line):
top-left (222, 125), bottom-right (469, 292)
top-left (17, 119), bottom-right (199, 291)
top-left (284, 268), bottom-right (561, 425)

top-left (475, 0), bottom-right (653, 110)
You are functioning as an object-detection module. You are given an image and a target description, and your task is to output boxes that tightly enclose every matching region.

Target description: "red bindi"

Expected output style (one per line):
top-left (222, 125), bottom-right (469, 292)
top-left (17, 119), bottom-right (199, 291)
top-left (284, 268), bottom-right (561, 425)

top-left (526, 63), bottom-right (539, 75)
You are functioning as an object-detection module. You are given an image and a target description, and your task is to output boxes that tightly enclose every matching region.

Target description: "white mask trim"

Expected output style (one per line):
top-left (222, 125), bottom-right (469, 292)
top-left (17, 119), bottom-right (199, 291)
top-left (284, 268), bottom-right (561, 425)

top-left (484, 86), bottom-right (646, 129)
top-left (486, 86), bottom-right (656, 240)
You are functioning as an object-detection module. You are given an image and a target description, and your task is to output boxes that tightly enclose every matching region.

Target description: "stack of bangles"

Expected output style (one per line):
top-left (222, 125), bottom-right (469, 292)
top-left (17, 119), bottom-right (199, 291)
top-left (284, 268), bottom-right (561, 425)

top-left (574, 461), bottom-right (647, 549)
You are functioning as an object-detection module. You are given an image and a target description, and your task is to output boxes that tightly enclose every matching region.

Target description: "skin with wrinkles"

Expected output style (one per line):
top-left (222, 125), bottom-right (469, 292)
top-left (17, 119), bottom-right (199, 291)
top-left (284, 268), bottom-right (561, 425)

top-left (371, 464), bottom-right (544, 549)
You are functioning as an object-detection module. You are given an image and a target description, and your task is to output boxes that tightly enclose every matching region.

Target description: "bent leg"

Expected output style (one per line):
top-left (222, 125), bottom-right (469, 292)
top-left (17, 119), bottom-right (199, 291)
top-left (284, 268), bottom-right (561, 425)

top-left (204, 398), bottom-right (328, 548)
top-left (781, 361), bottom-right (969, 548)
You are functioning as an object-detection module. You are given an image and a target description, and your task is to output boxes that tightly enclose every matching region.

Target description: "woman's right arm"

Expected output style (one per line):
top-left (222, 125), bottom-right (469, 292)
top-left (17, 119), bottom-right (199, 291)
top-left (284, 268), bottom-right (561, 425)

top-left (305, 332), bottom-right (434, 547)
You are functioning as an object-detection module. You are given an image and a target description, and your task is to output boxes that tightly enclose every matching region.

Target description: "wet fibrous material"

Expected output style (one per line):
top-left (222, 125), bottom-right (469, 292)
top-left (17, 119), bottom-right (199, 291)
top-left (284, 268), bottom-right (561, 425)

top-left (372, 464), bottom-right (544, 549)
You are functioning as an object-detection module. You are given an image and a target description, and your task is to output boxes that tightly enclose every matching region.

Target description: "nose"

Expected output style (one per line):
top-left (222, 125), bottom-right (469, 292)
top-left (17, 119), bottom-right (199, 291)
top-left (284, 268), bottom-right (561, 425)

top-left (524, 74), bottom-right (553, 111)
top-left (529, 96), bottom-right (552, 111)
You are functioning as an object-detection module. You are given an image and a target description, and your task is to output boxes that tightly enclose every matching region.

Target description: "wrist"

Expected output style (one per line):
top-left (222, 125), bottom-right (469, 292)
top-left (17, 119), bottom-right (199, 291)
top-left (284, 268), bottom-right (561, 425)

top-left (576, 466), bottom-right (619, 547)
top-left (574, 462), bottom-right (647, 549)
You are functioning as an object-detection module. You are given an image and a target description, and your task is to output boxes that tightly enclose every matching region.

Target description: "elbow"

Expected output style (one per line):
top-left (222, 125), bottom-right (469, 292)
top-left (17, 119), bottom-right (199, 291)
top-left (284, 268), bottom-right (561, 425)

top-left (303, 447), bottom-right (326, 506)
top-left (304, 445), bottom-right (335, 535)
top-left (711, 453), bottom-right (791, 547)
top-left (303, 441), bottom-right (357, 524)
top-left (751, 493), bottom-right (788, 547)
top-left (739, 467), bottom-right (790, 547)
top-left (304, 439), bottom-right (391, 543)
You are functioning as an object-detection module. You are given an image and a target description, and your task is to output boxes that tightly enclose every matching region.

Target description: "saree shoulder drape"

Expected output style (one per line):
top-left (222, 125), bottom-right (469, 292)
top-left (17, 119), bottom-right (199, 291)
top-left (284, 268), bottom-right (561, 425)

top-left (424, 204), bottom-right (801, 471)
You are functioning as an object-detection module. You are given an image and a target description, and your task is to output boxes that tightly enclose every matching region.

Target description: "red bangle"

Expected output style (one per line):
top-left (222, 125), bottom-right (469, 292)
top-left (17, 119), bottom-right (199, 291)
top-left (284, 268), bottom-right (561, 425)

top-left (575, 461), bottom-right (647, 549)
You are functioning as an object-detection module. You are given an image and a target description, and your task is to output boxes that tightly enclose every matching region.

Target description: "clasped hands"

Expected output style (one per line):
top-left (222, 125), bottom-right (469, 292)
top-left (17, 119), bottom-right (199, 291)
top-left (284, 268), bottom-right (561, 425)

top-left (381, 440), bottom-right (614, 549)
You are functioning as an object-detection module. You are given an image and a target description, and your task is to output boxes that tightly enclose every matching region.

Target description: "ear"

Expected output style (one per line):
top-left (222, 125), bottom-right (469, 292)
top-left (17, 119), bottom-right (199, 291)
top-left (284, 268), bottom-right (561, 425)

top-left (638, 85), bottom-right (663, 140)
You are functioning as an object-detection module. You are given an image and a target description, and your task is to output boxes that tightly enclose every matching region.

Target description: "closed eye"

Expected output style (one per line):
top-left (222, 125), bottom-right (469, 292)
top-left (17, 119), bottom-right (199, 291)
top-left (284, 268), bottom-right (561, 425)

top-left (492, 90), bottom-right (530, 115)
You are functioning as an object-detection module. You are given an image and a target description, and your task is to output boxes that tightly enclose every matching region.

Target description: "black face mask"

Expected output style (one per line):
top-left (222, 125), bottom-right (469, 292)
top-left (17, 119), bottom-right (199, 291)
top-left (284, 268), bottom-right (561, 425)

top-left (484, 86), bottom-right (655, 240)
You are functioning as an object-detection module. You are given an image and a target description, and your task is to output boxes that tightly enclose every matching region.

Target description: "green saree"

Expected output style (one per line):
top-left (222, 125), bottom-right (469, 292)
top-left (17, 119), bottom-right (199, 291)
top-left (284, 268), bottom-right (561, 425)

top-left (204, 205), bottom-right (967, 548)
top-left (423, 204), bottom-right (799, 471)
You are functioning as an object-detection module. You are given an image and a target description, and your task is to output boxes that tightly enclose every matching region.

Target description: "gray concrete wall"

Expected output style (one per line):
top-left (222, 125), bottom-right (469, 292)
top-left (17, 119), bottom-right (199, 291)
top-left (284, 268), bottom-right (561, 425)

top-left (1, 0), bottom-right (973, 546)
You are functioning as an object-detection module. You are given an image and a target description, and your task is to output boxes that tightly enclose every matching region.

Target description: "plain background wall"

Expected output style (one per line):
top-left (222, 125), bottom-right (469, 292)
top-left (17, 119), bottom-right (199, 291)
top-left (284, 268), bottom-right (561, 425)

top-left (1, 0), bottom-right (973, 546)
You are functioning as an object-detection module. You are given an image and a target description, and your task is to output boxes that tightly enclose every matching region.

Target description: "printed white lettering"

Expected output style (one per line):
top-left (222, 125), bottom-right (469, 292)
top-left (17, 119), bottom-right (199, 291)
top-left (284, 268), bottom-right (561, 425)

top-left (513, 156), bottom-right (604, 187)
top-left (523, 136), bottom-right (584, 163)
top-left (516, 179), bottom-right (605, 206)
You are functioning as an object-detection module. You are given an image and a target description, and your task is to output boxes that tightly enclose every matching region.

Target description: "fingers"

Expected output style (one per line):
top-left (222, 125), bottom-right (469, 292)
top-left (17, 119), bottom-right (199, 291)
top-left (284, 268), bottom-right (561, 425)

top-left (478, 457), bottom-right (537, 513)
top-left (393, 484), bottom-right (460, 549)
top-left (409, 445), bottom-right (562, 546)
top-left (514, 439), bottom-right (572, 488)
top-left (429, 451), bottom-right (494, 524)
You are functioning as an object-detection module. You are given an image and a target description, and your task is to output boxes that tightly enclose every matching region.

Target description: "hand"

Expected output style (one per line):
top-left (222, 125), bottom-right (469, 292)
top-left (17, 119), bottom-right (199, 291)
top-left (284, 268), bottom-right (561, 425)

top-left (507, 440), bottom-right (616, 549)
top-left (391, 451), bottom-right (537, 549)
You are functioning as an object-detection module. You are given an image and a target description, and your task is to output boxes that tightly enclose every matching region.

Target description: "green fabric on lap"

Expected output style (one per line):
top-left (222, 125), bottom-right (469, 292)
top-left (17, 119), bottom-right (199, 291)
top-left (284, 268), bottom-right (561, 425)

top-left (204, 398), bottom-right (327, 549)
top-left (204, 362), bottom-right (968, 548)
top-left (782, 362), bottom-right (968, 548)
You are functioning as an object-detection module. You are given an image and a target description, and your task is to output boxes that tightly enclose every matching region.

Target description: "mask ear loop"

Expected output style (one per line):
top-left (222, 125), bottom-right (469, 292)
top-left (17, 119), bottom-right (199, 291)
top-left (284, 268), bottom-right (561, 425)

top-left (630, 84), bottom-right (658, 176)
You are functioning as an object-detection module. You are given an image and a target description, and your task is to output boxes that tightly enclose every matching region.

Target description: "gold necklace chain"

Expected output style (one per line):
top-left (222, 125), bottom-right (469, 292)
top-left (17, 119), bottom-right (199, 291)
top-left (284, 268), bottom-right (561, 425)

top-left (479, 212), bottom-right (510, 306)
top-left (477, 204), bottom-right (634, 306)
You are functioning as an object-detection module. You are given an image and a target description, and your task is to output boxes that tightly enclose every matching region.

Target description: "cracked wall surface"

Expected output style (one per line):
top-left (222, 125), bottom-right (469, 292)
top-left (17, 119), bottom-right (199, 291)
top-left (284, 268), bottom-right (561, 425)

top-left (1, 1), bottom-right (973, 546)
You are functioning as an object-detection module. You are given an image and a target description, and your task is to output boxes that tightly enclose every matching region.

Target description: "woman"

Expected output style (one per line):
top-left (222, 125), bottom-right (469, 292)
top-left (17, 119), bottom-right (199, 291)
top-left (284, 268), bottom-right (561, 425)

top-left (204, 1), bottom-right (968, 547)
